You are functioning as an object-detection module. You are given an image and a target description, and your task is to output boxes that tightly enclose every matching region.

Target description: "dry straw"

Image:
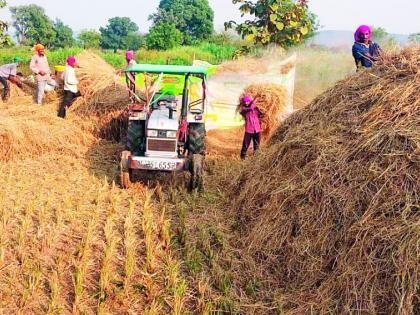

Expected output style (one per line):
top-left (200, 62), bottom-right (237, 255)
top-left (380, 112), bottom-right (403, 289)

top-left (0, 105), bottom-right (92, 162)
top-left (70, 51), bottom-right (130, 115)
top-left (231, 46), bottom-right (420, 314)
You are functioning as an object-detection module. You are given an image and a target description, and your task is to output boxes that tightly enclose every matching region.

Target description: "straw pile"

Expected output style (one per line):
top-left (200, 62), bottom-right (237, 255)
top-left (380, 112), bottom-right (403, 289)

top-left (70, 51), bottom-right (130, 115)
top-left (218, 58), bottom-right (270, 74)
top-left (239, 84), bottom-right (287, 140)
top-left (231, 47), bottom-right (420, 314)
top-left (0, 105), bottom-right (93, 162)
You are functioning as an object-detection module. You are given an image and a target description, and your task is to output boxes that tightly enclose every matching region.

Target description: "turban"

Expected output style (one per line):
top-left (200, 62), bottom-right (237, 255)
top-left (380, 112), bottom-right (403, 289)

top-left (354, 25), bottom-right (372, 42)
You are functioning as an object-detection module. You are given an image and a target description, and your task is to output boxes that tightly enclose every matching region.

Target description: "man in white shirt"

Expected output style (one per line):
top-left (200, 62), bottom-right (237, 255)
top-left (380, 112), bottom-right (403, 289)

top-left (58, 56), bottom-right (81, 118)
top-left (0, 57), bottom-right (23, 101)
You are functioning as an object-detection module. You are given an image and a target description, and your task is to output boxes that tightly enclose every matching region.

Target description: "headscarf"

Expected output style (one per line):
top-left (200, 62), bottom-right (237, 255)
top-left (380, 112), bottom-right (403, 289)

top-left (242, 95), bottom-right (252, 104)
top-left (34, 44), bottom-right (45, 52)
top-left (354, 25), bottom-right (372, 42)
top-left (67, 56), bottom-right (76, 67)
top-left (126, 50), bottom-right (134, 61)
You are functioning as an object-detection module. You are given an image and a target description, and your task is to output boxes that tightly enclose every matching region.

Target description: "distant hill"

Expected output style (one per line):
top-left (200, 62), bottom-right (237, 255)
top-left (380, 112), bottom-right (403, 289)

top-left (307, 30), bottom-right (410, 49)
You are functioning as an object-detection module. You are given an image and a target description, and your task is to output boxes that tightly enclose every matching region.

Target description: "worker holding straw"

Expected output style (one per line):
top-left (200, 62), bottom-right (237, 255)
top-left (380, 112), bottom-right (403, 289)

top-left (30, 44), bottom-right (57, 104)
top-left (58, 56), bottom-right (81, 118)
top-left (239, 95), bottom-right (263, 160)
top-left (0, 57), bottom-right (23, 102)
top-left (352, 25), bottom-right (382, 70)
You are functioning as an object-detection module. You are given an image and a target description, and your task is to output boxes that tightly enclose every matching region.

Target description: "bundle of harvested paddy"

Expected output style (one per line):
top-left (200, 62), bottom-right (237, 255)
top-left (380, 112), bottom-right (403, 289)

top-left (231, 47), bottom-right (420, 314)
top-left (93, 109), bottom-right (128, 142)
top-left (238, 84), bottom-right (287, 140)
top-left (70, 51), bottom-right (130, 115)
top-left (0, 106), bottom-right (93, 162)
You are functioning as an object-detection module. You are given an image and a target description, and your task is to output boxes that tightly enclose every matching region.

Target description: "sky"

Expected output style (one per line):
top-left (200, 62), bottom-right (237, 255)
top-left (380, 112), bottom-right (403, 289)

top-left (0, 0), bottom-right (419, 35)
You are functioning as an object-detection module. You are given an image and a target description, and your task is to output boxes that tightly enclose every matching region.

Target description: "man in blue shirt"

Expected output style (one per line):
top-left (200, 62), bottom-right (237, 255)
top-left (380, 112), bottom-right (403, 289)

top-left (352, 25), bottom-right (382, 70)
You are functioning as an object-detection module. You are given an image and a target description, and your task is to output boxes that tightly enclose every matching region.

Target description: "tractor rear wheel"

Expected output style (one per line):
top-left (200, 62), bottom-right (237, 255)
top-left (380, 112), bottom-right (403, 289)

top-left (187, 123), bottom-right (205, 192)
top-left (189, 154), bottom-right (204, 192)
top-left (127, 120), bottom-right (145, 156)
top-left (187, 123), bottom-right (206, 155)
top-left (120, 150), bottom-right (133, 189)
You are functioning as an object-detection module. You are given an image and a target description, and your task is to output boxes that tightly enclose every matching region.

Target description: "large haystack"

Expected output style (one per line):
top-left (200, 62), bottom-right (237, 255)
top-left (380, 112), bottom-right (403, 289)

top-left (71, 51), bottom-right (130, 115)
top-left (232, 47), bottom-right (420, 314)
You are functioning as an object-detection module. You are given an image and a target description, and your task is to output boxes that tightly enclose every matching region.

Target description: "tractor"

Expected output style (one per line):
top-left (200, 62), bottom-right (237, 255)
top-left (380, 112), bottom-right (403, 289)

top-left (120, 64), bottom-right (208, 191)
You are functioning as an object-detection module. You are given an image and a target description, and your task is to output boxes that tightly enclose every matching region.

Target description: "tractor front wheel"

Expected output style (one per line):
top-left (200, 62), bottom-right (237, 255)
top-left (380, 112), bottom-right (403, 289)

top-left (120, 150), bottom-right (133, 189)
top-left (189, 154), bottom-right (204, 192)
top-left (127, 120), bottom-right (145, 156)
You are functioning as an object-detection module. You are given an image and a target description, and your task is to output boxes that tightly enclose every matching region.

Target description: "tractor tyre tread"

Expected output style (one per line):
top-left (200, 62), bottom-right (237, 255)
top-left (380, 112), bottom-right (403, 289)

top-left (127, 121), bottom-right (144, 155)
top-left (190, 153), bottom-right (204, 192)
top-left (120, 150), bottom-right (132, 189)
top-left (188, 123), bottom-right (206, 155)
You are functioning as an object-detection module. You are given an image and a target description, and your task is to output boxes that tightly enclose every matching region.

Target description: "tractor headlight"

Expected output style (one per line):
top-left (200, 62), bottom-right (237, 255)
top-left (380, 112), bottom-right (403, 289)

top-left (147, 130), bottom-right (158, 137)
top-left (166, 131), bottom-right (177, 138)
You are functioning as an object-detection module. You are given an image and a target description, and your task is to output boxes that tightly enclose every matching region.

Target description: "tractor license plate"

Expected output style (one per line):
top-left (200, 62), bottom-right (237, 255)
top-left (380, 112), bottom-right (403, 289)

top-left (138, 159), bottom-right (178, 171)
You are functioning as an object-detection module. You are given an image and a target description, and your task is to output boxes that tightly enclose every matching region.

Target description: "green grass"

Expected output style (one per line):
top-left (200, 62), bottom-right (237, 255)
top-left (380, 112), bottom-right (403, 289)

top-left (1, 43), bottom-right (238, 76)
top-left (0, 47), bottom-right (82, 75)
top-left (101, 43), bottom-right (239, 68)
top-left (0, 42), bottom-right (237, 76)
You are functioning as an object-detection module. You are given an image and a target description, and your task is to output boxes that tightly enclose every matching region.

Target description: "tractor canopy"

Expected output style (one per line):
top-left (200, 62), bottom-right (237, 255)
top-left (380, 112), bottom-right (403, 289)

top-left (125, 64), bottom-right (209, 78)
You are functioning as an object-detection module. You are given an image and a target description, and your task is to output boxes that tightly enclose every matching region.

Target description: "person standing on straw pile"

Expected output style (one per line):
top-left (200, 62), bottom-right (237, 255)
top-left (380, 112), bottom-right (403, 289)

top-left (352, 25), bottom-right (382, 70)
top-left (125, 50), bottom-right (137, 102)
top-left (30, 44), bottom-right (57, 104)
top-left (0, 57), bottom-right (23, 102)
top-left (58, 56), bottom-right (81, 118)
top-left (239, 95), bottom-right (263, 160)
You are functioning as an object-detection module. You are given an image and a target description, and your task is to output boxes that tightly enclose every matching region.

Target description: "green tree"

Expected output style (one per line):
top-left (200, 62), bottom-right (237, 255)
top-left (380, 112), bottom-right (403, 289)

top-left (100, 17), bottom-right (139, 52)
top-left (0, 0), bottom-right (13, 46)
top-left (52, 19), bottom-right (74, 48)
top-left (146, 22), bottom-right (182, 50)
top-left (78, 29), bottom-right (102, 49)
top-left (226, 0), bottom-right (317, 47)
top-left (372, 27), bottom-right (389, 43)
top-left (150, 0), bottom-right (214, 44)
top-left (372, 27), bottom-right (396, 48)
top-left (124, 32), bottom-right (144, 51)
top-left (408, 32), bottom-right (420, 43)
top-left (10, 4), bottom-right (55, 46)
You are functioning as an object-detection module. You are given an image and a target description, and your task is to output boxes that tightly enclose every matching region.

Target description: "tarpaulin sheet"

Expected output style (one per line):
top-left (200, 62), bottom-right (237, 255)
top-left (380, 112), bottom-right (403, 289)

top-left (195, 55), bottom-right (296, 130)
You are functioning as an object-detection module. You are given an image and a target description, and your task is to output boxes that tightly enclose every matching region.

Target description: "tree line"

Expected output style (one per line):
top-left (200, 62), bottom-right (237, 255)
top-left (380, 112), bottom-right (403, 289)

top-left (1, 0), bottom-right (419, 51)
top-left (0, 0), bottom-right (215, 50)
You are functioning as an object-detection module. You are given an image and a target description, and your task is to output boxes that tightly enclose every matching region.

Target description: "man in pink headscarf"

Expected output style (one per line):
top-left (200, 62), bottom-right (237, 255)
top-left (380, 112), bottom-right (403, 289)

top-left (126, 50), bottom-right (136, 68)
top-left (125, 50), bottom-right (137, 102)
top-left (352, 25), bottom-right (382, 70)
top-left (58, 56), bottom-right (81, 118)
top-left (239, 95), bottom-right (263, 160)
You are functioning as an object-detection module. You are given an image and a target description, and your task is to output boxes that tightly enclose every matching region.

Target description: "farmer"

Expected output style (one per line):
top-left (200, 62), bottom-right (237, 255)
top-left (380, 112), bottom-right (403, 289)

top-left (58, 56), bottom-right (81, 118)
top-left (0, 57), bottom-right (23, 102)
top-left (239, 95), bottom-right (263, 160)
top-left (126, 50), bottom-right (137, 68)
top-left (30, 44), bottom-right (57, 104)
top-left (352, 25), bottom-right (382, 70)
top-left (125, 50), bottom-right (138, 102)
